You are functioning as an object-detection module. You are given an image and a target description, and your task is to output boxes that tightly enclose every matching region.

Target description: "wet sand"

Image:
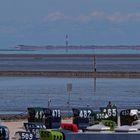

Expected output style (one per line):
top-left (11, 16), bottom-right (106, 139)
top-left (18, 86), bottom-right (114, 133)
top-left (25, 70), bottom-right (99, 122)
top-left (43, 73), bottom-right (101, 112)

top-left (0, 53), bottom-right (140, 58)
top-left (0, 71), bottom-right (139, 78)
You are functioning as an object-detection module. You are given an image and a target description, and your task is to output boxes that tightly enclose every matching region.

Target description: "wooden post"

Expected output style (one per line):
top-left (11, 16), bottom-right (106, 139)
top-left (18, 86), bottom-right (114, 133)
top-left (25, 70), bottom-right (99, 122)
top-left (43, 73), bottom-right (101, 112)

top-left (67, 83), bottom-right (72, 108)
top-left (94, 55), bottom-right (96, 72)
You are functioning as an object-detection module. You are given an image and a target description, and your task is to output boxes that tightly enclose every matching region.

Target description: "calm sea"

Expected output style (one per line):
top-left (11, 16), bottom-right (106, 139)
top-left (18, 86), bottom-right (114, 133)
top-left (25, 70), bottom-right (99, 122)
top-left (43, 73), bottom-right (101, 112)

top-left (0, 55), bottom-right (139, 72)
top-left (0, 77), bottom-right (140, 113)
top-left (0, 47), bottom-right (139, 113)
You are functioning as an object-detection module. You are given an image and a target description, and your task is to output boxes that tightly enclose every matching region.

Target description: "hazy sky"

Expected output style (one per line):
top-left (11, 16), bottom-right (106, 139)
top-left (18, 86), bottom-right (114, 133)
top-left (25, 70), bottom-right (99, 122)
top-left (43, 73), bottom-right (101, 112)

top-left (1, 0), bottom-right (140, 48)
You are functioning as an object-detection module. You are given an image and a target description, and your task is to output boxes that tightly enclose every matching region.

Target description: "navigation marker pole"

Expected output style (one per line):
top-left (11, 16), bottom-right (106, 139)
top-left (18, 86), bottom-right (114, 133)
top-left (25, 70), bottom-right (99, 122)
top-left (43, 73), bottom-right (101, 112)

top-left (94, 55), bottom-right (96, 72)
top-left (65, 34), bottom-right (68, 52)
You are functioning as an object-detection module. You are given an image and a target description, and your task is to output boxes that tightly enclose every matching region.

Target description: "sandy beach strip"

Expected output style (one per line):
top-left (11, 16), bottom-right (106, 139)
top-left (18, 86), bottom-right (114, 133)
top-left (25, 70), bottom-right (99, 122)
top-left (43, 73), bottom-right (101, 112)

top-left (1, 119), bottom-right (26, 139)
top-left (1, 118), bottom-right (72, 139)
top-left (0, 71), bottom-right (139, 78)
top-left (0, 53), bottom-right (140, 58)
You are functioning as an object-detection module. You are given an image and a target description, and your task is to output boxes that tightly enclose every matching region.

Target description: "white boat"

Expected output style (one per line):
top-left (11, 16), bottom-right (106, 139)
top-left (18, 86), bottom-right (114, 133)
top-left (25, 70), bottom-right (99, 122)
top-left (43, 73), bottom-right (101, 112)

top-left (115, 125), bottom-right (138, 132)
top-left (86, 123), bottom-right (110, 131)
top-left (131, 120), bottom-right (140, 130)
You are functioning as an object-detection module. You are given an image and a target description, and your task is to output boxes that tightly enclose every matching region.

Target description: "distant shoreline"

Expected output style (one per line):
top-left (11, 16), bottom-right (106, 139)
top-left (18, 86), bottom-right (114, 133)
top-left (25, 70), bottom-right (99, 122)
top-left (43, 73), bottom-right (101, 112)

top-left (0, 71), bottom-right (139, 78)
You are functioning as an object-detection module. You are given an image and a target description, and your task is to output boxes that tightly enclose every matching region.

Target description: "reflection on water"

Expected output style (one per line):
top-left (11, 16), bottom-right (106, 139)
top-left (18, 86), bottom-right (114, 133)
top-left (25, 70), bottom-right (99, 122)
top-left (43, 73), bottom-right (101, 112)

top-left (0, 77), bottom-right (139, 112)
top-left (94, 77), bottom-right (96, 94)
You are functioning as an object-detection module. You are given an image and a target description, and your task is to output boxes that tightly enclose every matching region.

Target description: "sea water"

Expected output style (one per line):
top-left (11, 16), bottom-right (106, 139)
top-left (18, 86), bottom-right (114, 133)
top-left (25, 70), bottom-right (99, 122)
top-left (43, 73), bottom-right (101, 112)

top-left (0, 77), bottom-right (139, 112)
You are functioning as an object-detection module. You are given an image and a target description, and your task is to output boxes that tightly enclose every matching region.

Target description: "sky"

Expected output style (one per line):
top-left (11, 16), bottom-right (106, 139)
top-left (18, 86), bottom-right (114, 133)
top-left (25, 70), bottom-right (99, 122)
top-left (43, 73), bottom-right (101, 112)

top-left (1, 0), bottom-right (140, 48)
